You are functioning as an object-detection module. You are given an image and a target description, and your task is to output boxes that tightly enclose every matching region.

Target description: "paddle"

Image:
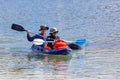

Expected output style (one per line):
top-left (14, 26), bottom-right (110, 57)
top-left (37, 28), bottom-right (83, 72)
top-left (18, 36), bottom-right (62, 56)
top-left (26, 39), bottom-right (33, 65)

top-left (33, 39), bottom-right (86, 46)
top-left (11, 24), bottom-right (27, 31)
top-left (11, 23), bottom-right (35, 34)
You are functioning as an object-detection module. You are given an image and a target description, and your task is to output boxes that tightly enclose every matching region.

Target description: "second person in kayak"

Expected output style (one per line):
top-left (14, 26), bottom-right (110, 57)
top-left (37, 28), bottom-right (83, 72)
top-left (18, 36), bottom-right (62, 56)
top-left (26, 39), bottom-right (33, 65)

top-left (46, 28), bottom-right (60, 49)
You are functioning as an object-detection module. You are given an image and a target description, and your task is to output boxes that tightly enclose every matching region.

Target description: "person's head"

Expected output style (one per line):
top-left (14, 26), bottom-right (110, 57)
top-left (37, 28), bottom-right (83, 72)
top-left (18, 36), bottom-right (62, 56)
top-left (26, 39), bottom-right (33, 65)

top-left (39, 25), bottom-right (49, 33)
top-left (50, 28), bottom-right (59, 36)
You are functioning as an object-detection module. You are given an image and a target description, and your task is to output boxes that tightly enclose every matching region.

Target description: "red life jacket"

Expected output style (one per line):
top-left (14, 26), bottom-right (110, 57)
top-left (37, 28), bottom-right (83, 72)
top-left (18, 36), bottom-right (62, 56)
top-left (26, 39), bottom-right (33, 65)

top-left (54, 39), bottom-right (69, 50)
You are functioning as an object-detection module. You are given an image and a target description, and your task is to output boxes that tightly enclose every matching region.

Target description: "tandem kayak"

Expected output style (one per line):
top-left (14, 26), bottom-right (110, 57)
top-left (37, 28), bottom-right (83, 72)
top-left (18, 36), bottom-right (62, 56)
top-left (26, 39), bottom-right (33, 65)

top-left (31, 39), bottom-right (86, 55)
top-left (31, 39), bottom-right (72, 55)
top-left (31, 44), bottom-right (72, 55)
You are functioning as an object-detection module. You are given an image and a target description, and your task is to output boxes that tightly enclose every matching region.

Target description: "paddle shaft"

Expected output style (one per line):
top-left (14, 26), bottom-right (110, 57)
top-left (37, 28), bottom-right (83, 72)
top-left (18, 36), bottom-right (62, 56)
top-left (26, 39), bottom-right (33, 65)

top-left (33, 39), bottom-right (86, 44)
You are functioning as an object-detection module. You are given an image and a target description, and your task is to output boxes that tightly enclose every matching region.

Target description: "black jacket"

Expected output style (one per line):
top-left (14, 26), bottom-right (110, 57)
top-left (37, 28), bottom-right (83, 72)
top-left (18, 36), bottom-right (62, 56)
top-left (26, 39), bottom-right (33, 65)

top-left (46, 34), bottom-right (60, 49)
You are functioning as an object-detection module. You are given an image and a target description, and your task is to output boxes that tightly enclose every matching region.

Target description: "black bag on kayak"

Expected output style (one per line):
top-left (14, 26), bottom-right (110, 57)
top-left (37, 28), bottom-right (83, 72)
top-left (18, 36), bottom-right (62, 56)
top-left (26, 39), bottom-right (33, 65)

top-left (69, 43), bottom-right (81, 50)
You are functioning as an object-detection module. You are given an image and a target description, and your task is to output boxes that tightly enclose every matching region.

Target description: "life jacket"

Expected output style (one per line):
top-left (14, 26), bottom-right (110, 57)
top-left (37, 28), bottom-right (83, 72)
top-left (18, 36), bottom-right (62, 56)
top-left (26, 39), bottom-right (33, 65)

top-left (54, 39), bottom-right (69, 50)
top-left (44, 45), bottom-right (51, 50)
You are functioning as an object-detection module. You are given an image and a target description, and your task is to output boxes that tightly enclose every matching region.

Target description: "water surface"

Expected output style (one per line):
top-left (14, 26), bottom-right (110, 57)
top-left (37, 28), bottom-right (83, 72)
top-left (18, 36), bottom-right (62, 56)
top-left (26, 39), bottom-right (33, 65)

top-left (0, 0), bottom-right (120, 80)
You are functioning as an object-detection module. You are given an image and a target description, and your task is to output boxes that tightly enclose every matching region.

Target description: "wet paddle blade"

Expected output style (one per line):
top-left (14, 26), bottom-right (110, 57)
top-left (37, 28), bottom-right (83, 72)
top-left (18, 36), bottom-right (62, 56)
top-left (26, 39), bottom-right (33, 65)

top-left (75, 39), bottom-right (87, 46)
top-left (69, 43), bottom-right (82, 50)
top-left (11, 24), bottom-right (26, 31)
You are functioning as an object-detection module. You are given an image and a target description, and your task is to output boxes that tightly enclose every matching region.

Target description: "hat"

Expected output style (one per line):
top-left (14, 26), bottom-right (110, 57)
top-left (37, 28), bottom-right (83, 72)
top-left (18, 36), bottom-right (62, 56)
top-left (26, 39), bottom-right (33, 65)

top-left (39, 25), bottom-right (49, 31)
top-left (50, 28), bottom-right (59, 33)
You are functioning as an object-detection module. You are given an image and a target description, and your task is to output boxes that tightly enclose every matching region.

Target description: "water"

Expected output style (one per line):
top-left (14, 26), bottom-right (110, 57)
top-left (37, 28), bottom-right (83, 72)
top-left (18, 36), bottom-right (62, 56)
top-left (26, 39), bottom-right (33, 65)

top-left (0, 0), bottom-right (120, 80)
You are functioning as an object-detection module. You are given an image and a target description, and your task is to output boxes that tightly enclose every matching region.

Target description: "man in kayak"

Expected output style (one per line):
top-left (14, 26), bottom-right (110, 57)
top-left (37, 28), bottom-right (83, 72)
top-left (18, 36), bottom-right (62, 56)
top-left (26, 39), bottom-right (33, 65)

top-left (26, 25), bottom-right (49, 41)
top-left (46, 28), bottom-right (60, 49)
top-left (26, 25), bottom-right (49, 51)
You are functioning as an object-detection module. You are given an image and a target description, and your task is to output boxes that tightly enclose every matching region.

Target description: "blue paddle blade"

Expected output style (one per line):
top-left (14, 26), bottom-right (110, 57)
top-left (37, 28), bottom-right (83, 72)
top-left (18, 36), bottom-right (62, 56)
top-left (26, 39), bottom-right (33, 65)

top-left (75, 39), bottom-right (87, 46)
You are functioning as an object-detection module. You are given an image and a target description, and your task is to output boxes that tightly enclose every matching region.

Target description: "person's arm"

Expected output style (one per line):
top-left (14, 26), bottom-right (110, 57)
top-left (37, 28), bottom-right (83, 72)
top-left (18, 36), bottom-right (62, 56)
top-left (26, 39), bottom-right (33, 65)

top-left (26, 30), bottom-right (34, 41)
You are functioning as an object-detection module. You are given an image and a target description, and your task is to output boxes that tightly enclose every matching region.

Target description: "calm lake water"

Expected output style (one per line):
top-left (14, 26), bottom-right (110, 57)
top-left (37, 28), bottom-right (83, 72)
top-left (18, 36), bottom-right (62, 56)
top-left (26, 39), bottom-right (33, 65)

top-left (0, 0), bottom-right (120, 80)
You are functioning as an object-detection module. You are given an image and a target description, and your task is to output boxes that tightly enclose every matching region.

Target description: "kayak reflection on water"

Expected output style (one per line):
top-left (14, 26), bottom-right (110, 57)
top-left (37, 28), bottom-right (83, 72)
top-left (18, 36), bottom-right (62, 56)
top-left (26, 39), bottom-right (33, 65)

top-left (27, 52), bottom-right (72, 80)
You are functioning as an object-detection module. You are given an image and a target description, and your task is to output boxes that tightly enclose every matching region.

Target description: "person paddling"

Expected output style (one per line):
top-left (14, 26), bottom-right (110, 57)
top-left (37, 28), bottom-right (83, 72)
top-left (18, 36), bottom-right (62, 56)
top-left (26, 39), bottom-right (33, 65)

top-left (26, 25), bottom-right (49, 51)
top-left (26, 25), bottom-right (49, 41)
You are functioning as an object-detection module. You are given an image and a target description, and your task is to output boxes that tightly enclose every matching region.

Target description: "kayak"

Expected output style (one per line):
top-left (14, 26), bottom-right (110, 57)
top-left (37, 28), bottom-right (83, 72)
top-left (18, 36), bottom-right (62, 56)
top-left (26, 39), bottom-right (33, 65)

top-left (31, 44), bottom-right (72, 55)
top-left (31, 39), bottom-right (72, 55)
top-left (31, 39), bottom-right (86, 55)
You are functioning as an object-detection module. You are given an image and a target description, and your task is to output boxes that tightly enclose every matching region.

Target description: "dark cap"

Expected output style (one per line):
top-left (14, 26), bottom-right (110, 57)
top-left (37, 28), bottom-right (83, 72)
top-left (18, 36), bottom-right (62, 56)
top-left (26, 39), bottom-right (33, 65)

top-left (39, 25), bottom-right (49, 31)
